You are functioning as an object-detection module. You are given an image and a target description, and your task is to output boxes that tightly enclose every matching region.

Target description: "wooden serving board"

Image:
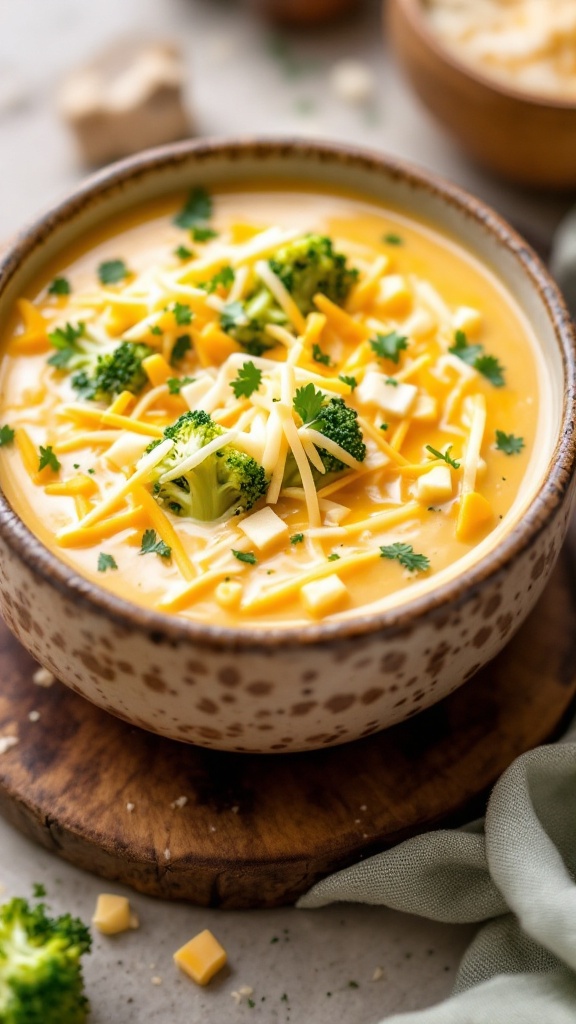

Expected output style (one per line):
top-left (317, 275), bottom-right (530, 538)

top-left (0, 555), bottom-right (575, 909)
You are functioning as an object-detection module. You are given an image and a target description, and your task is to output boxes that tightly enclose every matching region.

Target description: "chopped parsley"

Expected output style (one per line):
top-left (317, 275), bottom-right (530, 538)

top-left (232, 549), bottom-right (257, 565)
top-left (191, 225), bottom-right (218, 242)
top-left (97, 552), bottom-right (118, 572)
top-left (203, 266), bottom-right (235, 293)
top-left (230, 361), bottom-right (262, 399)
top-left (425, 444), bottom-right (460, 469)
top-left (339, 374), bottom-right (357, 390)
top-left (171, 334), bottom-right (192, 364)
top-left (449, 331), bottom-right (506, 387)
top-left (174, 244), bottom-right (193, 260)
top-left (32, 883), bottom-right (46, 899)
top-left (167, 376), bottom-right (194, 395)
top-left (173, 302), bottom-right (193, 326)
top-left (140, 529), bottom-right (171, 560)
top-left (312, 342), bottom-right (333, 367)
top-left (0, 424), bottom-right (15, 447)
top-left (290, 533), bottom-right (304, 544)
top-left (382, 233), bottom-right (404, 245)
top-left (327, 553), bottom-right (340, 561)
top-left (38, 445), bottom-right (60, 473)
top-left (247, 999), bottom-right (256, 1009)
top-left (98, 259), bottom-right (130, 285)
top-left (348, 981), bottom-right (360, 989)
top-left (48, 276), bottom-right (70, 296)
top-left (173, 186), bottom-right (213, 229)
top-left (380, 542), bottom-right (430, 573)
top-left (370, 330), bottom-right (408, 364)
top-left (495, 430), bottom-right (524, 455)
top-left (385, 377), bottom-right (398, 387)
top-left (47, 321), bottom-right (86, 367)
top-left (380, 422), bottom-right (389, 431)
top-left (150, 325), bottom-right (163, 336)
top-left (293, 382), bottom-right (324, 424)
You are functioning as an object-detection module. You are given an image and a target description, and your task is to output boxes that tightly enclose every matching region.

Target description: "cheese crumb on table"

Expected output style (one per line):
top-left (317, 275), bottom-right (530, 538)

top-left (32, 667), bottom-right (55, 687)
top-left (173, 929), bottom-right (227, 986)
top-left (92, 894), bottom-right (140, 935)
top-left (330, 60), bottom-right (374, 104)
top-left (0, 736), bottom-right (18, 755)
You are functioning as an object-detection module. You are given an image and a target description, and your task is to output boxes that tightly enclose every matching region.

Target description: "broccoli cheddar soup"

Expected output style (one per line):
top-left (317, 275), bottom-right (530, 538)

top-left (0, 187), bottom-right (545, 627)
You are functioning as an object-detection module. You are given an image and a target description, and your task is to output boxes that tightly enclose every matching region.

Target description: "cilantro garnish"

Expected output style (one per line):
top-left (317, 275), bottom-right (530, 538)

top-left (290, 533), bottom-right (304, 544)
top-left (312, 342), bottom-right (333, 367)
top-left (327, 553), bottom-right (340, 561)
top-left (339, 374), bottom-right (357, 390)
top-left (48, 276), bottom-right (70, 296)
top-left (38, 445), bottom-right (60, 473)
top-left (203, 266), bottom-right (235, 294)
top-left (140, 529), bottom-right (172, 560)
top-left (47, 321), bottom-right (85, 367)
top-left (191, 226), bottom-right (218, 242)
top-left (425, 444), bottom-right (461, 469)
top-left (173, 186), bottom-right (213, 229)
top-left (370, 330), bottom-right (408, 364)
top-left (171, 334), bottom-right (191, 364)
top-left (167, 376), bottom-right (194, 395)
top-left (230, 361), bottom-right (262, 399)
top-left (382, 233), bottom-right (403, 246)
top-left (293, 382), bottom-right (324, 424)
top-left (232, 549), bottom-right (257, 565)
top-left (173, 302), bottom-right (193, 326)
top-left (449, 331), bottom-right (505, 387)
top-left (97, 552), bottom-right (118, 572)
top-left (98, 259), bottom-right (129, 285)
top-left (380, 542), bottom-right (430, 573)
top-left (174, 244), bottom-right (193, 260)
top-left (495, 430), bottom-right (524, 455)
top-left (150, 325), bottom-right (163, 336)
top-left (0, 425), bottom-right (15, 447)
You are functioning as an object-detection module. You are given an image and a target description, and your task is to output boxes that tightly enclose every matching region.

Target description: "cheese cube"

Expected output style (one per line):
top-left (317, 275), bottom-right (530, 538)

top-left (301, 574), bottom-right (349, 617)
top-left (453, 306), bottom-right (482, 337)
top-left (412, 394), bottom-right (438, 423)
top-left (378, 274), bottom-right (412, 315)
top-left (416, 466), bottom-right (453, 505)
top-left (404, 309), bottom-right (436, 338)
top-left (106, 432), bottom-right (149, 470)
top-left (357, 371), bottom-right (417, 417)
top-left (92, 894), bottom-right (139, 935)
top-left (173, 929), bottom-right (227, 986)
top-left (456, 491), bottom-right (494, 541)
top-left (142, 353), bottom-right (172, 387)
top-left (238, 506), bottom-right (288, 550)
top-left (215, 580), bottom-right (243, 610)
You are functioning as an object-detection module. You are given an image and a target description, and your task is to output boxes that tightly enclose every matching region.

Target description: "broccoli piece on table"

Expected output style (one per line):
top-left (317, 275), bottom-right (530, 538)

top-left (269, 234), bottom-right (357, 316)
top-left (0, 896), bottom-right (91, 1024)
top-left (284, 391), bottom-right (366, 490)
top-left (147, 410), bottom-right (268, 521)
top-left (48, 323), bottom-right (152, 402)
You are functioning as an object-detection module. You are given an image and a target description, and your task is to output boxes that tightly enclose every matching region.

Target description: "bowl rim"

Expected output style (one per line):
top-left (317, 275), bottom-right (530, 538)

top-left (391, 0), bottom-right (576, 112)
top-left (0, 135), bottom-right (574, 651)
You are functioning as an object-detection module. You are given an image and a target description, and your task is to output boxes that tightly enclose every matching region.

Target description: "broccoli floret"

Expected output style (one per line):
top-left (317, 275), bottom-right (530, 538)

top-left (147, 410), bottom-right (268, 521)
top-left (220, 293), bottom-right (288, 357)
top-left (269, 234), bottom-right (357, 316)
top-left (0, 896), bottom-right (91, 1024)
top-left (70, 341), bottom-right (153, 401)
top-left (285, 395), bottom-right (366, 489)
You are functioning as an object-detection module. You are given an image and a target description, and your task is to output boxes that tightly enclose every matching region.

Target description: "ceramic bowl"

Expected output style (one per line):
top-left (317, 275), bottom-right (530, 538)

top-left (387, 0), bottom-right (576, 188)
top-left (0, 138), bottom-right (574, 753)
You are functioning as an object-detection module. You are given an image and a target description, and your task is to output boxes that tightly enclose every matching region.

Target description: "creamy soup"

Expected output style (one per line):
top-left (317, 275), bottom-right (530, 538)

top-left (0, 187), bottom-right (544, 626)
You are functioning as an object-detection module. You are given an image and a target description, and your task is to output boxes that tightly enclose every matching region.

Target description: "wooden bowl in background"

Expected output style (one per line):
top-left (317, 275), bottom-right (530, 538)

top-left (387, 0), bottom-right (576, 189)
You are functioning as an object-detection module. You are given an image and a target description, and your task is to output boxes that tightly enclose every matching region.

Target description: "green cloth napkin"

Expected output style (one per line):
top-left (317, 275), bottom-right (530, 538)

top-left (297, 724), bottom-right (576, 1022)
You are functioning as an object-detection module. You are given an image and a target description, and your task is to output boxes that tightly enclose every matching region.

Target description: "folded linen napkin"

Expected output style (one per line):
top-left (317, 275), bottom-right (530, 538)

top-left (298, 722), bottom-right (576, 1022)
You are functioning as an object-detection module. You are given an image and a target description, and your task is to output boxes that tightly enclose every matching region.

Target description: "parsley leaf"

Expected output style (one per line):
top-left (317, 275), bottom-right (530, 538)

top-left (380, 422), bottom-right (389, 431)
top-left (150, 325), bottom-right (163, 336)
top-left (382, 233), bottom-right (403, 245)
top-left (0, 425), bottom-right (15, 447)
top-left (171, 334), bottom-right (192, 365)
top-left (380, 542), bottom-right (430, 573)
top-left (449, 331), bottom-right (506, 387)
top-left (174, 244), bottom-right (193, 260)
top-left (232, 549), bottom-right (257, 565)
top-left (293, 382), bottom-right (325, 424)
top-left (495, 430), bottom-right (524, 455)
top-left (48, 276), bottom-right (70, 296)
top-left (191, 226), bottom-right (218, 242)
top-left (290, 533), bottom-right (304, 544)
top-left (425, 444), bottom-right (461, 469)
top-left (230, 361), bottom-right (262, 399)
top-left (221, 301), bottom-right (247, 332)
top-left (32, 883), bottom-right (46, 898)
top-left (203, 266), bottom-right (235, 294)
top-left (167, 376), bottom-right (194, 395)
top-left (370, 330), bottom-right (408, 364)
top-left (312, 342), bottom-right (333, 367)
top-left (339, 374), bottom-right (357, 391)
top-left (38, 445), bottom-right (60, 473)
top-left (173, 302), bottom-right (193, 326)
top-left (327, 553), bottom-right (340, 561)
top-left (140, 529), bottom-right (172, 559)
top-left (47, 320), bottom-right (86, 367)
top-left (98, 259), bottom-right (129, 285)
top-left (385, 377), bottom-right (398, 387)
top-left (97, 552), bottom-right (118, 572)
top-left (173, 186), bottom-right (213, 229)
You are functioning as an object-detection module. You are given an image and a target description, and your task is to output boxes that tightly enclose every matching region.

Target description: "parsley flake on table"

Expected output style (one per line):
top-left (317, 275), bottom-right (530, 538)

top-left (173, 302), bottom-right (193, 326)
top-left (98, 259), bottom-right (130, 285)
top-left (339, 374), bottom-right (357, 390)
top-left (38, 445), bottom-right (60, 473)
top-left (380, 542), bottom-right (430, 573)
top-left (0, 424), bottom-right (15, 447)
top-left (312, 342), bottom-right (333, 367)
top-left (495, 430), bottom-right (525, 455)
top-left (290, 533), bottom-right (304, 544)
top-left (293, 382), bottom-right (324, 423)
top-left (232, 549), bottom-right (257, 565)
top-left (449, 330), bottom-right (506, 387)
top-left (97, 552), bottom-right (118, 572)
top-left (370, 330), bottom-right (408, 364)
top-left (171, 334), bottom-right (191, 365)
top-left (203, 266), bottom-right (235, 293)
top-left (140, 529), bottom-right (172, 560)
top-left (47, 276), bottom-right (71, 296)
top-left (230, 361), bottom-right (262, 399)
top-left (167, 376), bottom-right (194, 395)
top-left (425, 444), bottom-right (461, 469)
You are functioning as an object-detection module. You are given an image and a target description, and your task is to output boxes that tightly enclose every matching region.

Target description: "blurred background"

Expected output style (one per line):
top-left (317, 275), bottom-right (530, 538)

top-left (0, 0), bottom-right (573, 249)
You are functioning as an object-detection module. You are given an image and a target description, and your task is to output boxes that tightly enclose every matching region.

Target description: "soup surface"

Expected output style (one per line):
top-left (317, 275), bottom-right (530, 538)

top-left (0, 187), bottom-right (544, 626)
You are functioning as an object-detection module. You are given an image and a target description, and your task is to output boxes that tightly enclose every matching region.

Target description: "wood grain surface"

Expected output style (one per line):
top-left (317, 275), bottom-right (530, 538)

top-left (0, 555), bottom-right (575, 908)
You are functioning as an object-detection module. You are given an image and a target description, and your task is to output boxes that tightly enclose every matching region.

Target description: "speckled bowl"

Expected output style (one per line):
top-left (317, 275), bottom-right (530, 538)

top-left (0, 139), bottom-right (574, 753)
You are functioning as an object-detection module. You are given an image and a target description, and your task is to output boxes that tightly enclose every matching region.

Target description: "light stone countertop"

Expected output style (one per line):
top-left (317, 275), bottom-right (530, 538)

top-left (0, 0), bottom-right (566, 1020)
